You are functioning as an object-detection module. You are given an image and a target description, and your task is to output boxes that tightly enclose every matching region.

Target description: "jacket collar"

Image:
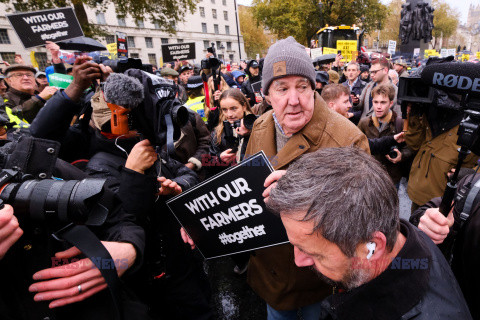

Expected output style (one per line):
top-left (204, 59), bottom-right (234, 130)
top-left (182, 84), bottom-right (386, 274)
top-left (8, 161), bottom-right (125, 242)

top-left (259, 92), bottom-right (329, 169)
top-left (324, 220), bottom-right (431, 320)
top-left (7, 87), bottom-right (36, 99)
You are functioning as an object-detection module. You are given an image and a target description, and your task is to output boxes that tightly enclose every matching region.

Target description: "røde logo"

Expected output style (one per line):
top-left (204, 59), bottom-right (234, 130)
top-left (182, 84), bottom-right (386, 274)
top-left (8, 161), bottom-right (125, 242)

top-left (432, 72), bottom-right (480, 92)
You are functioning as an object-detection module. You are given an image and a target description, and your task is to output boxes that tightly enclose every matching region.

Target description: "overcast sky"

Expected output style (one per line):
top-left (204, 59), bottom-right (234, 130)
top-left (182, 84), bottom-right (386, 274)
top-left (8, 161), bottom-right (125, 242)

top-left (236, 0), bottom-right (477, 25)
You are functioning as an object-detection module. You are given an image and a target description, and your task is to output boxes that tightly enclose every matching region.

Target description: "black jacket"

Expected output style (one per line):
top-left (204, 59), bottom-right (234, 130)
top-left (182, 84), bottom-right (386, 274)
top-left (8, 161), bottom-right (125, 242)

top-left (410, 174), bottom-right (480, 319)
top-left (0, 136), bottom-right (148, 320)
top-left (319, 220), bottom-right (472, 320)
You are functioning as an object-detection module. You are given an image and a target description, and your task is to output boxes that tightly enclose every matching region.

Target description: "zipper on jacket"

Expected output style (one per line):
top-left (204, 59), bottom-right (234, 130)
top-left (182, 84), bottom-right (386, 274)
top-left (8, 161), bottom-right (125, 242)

top-left (425, 153), bottom-right (435, 178)
top-left (417, 150), bottom-right (426, 168)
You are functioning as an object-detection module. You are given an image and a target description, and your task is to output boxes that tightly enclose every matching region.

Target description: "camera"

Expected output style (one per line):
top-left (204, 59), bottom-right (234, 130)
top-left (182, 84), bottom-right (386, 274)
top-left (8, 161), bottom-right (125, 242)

top-left (102, 58), bottom-right (152, 74)
top-left (388, 146), bottom-right (398, 159)
top-left (223, 114), bottom-right (257, 152)
top-left (201, 44), bottom-right (221, 71)
top-left (0, 168), bottom-right (108, 225)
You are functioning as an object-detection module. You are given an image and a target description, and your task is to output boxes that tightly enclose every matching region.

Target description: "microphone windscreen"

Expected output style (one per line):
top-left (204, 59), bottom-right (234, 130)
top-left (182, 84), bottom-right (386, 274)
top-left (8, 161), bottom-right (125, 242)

top-left (103, 73), bottom-right (145, 108)
top-left (421, 62), bottom-right (480, 97)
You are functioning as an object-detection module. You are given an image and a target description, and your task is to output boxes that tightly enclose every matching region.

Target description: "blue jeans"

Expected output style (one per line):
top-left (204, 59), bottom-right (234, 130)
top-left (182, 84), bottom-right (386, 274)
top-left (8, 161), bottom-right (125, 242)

top-left (267, 301), bottom-right (324, 320)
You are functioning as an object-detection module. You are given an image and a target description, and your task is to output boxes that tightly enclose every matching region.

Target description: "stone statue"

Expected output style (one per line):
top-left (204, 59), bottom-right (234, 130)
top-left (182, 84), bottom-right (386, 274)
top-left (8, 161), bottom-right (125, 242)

top-left (424, 6), bottom-right (434, 43)
top-left (412, 3), bottom-right (425, 41)
top-left (399, 3), bottom-right (413, 44)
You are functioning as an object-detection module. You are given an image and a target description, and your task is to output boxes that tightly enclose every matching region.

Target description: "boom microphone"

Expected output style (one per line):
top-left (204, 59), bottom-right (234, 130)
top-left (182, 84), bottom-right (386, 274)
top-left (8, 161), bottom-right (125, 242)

top-left (103, 73), bottom-right (145, 108)
top-left (103, 73), bottom-right (145, 135)
top-left (421, 62), bottom-right (480, 97)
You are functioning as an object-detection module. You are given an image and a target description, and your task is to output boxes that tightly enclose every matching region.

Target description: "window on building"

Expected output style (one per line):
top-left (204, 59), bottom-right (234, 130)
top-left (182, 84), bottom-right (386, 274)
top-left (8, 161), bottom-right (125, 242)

top-left (227, 41), bottom-right (232, 51)
top-left (130, 53), bottom-right (139, 59)
top-left (96, 12), bottom-right (106, 25)
top-left (0, 29), bottom-right (11, 44)
top-left (223, 0), bottom-right (227, 5)
top-left (136, 19), bottom-right (144, 28)
top-left (216, 41), bottom-right (221, 49)
top-left (202, 23), bottom-right (207, 33)
top-left (214, 24), bottom-right (219, 34)
top-left (178, 39), bottom-right (184, 43)
top-left (161, 38), bottom-right (169, 44)
top-left (0, 52), bottom-right (15, 65)
top-left (224, 11), bottom-right (228, 20)
top-left (229, 54), bottom-right (234, 61)
top-left (204, 40), bottom-right (210, 49)
top-left (127, 36), bottom-right (136, 48)
top-left (153, 20), bottom-right (161, 29)
top-left (218, 54), bottom-right (224, 61)
top-left (211, 0), bottom-right (215, 3)
top-left (145, 37), bottom-right (153, 48)
top-left (199, 7), bottom-right (205, 18)
top-left (171, 21), bottom-right (176, 30)
top-left (34, 52), bottom-right (48, 71)
top-left (225, 25), bottom-right (230, 35)
top-left (105, 35), bottom-right (115, 44)
top-left (212, 9), bottom-right (217, 19)
top-left (117, 17), bottom-right (126, 26)
top-left (148, 53), bottom-right (157, 66)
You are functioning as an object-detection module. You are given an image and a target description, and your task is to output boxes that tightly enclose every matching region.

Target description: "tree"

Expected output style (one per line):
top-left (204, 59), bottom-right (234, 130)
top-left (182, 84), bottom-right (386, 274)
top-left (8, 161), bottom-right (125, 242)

top-left (378, 0), bottom-right (402, 45)
top-left (238, 5), bottom-right (271, 59)
top-left (431, 0), bottom-right (460, 49)
top-left (252, 0), bottom-right (388, 45)
top-left (0, 0), bottom-right (198, 38)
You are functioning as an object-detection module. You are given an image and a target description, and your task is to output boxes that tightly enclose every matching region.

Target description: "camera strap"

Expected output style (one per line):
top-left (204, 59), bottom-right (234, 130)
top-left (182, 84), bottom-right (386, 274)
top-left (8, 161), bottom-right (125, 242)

top-left (54, 224), bottom-right (123, 320)
top-left (164, 113), bottom-right (175, 158)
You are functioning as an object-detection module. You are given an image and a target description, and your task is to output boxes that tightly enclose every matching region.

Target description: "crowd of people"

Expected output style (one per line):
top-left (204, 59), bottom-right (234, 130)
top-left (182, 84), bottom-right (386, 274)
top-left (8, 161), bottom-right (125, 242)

top-left (0, 35), bottom-right (479, 320)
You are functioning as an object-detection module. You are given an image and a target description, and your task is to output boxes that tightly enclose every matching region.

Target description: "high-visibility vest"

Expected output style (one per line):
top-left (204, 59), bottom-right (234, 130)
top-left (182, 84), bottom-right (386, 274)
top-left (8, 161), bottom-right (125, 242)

top-left (5, 106), bottom-right (30, 128)
top-left (185, 96), bottom-right (207, 122)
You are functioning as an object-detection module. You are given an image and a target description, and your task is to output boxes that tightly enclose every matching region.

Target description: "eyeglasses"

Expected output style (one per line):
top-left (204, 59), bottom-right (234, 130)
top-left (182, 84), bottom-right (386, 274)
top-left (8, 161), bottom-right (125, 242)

top-left (8, 73), bottom-right (35, 79)
top-left (369, 68), bottom-right (385, 76)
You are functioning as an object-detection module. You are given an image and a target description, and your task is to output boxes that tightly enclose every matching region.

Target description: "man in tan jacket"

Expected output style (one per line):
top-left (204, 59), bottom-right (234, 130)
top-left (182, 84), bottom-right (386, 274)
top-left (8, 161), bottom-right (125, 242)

top-left (244, 36), bottom-right (369, 319)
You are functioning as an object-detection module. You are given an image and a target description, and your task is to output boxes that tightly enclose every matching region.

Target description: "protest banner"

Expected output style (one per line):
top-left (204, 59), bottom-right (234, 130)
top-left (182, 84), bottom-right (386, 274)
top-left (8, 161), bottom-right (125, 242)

top-left (49, 73), bottom-right (73, 89)
top-left (322, 47), bottom-right (337, 55)
top-left (387, 40), bottom-right (396, 56)
top-left (106, 42), bottom-right (117, 59)
top-left (476, 52), bottom-right (480, 60)
top-left (116, 32), bottom-right (128, 58)
top-left (161, 42), bottom-right (196, 62)
top-left (6, 7), bottom-right (83, 49)
top-left (413, 48), bottom-right (420, 57)
top-left (310, 48), bottom-right (323, 59)
top-left (166, 152), bottom-right (289, 259)
top-left (447, 48), bottom-right (456, 57)
top-left (336, 40), bottom-right (357, 62)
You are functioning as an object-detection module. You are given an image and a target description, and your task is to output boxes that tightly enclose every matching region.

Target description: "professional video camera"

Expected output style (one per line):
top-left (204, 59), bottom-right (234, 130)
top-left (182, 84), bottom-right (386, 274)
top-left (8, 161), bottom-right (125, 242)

top-left (102, 70), bottom-right (189, 158)
top-left (223, 113), bottom-right (257, 152)
top-left (401, 58), bottom-right (480, 261)
top-left (201, 43), bottom-right (221, 71)
top-left (101, 57), bottom-right (153, 74)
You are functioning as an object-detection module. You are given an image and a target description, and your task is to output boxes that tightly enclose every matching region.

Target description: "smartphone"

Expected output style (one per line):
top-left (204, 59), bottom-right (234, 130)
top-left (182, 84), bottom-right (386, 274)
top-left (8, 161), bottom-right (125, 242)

top-left (338, 50), bottom-right (342, 55)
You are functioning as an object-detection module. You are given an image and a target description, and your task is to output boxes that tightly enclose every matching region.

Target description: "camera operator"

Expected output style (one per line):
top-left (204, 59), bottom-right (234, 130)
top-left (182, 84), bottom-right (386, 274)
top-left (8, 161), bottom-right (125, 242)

top-left (405, 71), bottom-right (479, 212)
top-left (409, 171), bottom-right (480, 319)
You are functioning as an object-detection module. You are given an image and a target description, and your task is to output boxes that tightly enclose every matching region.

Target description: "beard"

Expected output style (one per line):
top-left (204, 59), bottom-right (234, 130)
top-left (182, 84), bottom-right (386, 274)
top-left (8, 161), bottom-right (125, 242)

top-left (311, 266), bottom-right (370, 291)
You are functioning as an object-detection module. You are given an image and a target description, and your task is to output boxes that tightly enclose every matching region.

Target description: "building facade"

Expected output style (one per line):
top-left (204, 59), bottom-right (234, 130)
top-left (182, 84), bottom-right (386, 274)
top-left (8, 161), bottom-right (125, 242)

top-left (0, 0), bottom-right (246, 70)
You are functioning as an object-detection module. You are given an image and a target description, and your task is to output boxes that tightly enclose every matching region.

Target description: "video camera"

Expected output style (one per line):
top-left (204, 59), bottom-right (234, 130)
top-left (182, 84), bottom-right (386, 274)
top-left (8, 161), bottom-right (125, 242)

top-left (201, 43), bottom-right (221, 71)
top-left (223, 114), bottom-right (257, 152)
top-left (102, 57), bottom-right (154, 74)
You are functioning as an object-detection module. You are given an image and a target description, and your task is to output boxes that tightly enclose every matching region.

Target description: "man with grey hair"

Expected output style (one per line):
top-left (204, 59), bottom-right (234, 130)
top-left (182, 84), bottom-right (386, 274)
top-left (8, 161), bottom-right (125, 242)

top-left (267, 147), bottom-right (472, 320)
top-left (244, 36), bottom-right (369, 319)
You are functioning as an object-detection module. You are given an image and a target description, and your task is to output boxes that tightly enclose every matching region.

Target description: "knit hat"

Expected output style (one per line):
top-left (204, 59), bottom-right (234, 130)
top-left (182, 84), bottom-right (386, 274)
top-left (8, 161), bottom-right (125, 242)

top-left (262, 37), bottom-right (316, 95)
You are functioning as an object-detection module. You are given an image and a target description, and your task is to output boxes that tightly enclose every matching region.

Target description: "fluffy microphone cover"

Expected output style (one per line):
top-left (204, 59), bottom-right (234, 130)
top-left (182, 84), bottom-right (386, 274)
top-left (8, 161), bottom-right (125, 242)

top-left (103, 73), bottom-right (145, 108)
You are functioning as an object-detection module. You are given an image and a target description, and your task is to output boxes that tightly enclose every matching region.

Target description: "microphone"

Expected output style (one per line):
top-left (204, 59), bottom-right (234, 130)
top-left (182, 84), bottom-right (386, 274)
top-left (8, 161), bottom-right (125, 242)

top-left (103, 73), bottom-right (144, 108)
top-left (102, 73), bottom-right (144, 135)
top-left (421, 62), bottom-right (480, 97)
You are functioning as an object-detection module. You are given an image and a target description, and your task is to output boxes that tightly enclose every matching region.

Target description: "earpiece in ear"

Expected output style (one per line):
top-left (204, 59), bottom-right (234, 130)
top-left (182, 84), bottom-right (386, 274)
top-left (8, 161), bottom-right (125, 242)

top-left (366, 242), bottom-right (376, 260)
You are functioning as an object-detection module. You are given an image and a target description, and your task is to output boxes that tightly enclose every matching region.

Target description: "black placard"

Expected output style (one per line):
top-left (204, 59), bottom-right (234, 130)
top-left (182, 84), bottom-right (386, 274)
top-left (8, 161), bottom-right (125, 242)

top-left (6, 7), bottom-right (84, 49)
top-left (166, 152), bottom-right (289, 259)
top-left (116, 31), bottom-right (128, 58)
top-left (161, 42), bottom-right (196, 62)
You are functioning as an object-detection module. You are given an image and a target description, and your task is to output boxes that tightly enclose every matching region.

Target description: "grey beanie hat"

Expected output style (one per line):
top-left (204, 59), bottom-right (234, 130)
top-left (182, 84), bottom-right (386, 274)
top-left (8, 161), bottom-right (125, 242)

top-left (262, 36), bottom-right (316, 95)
